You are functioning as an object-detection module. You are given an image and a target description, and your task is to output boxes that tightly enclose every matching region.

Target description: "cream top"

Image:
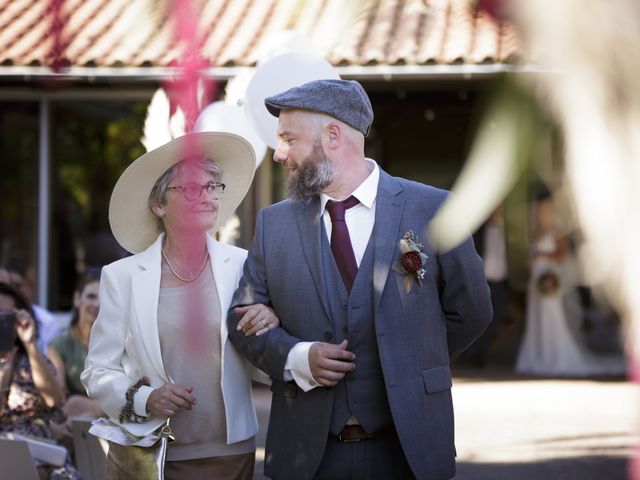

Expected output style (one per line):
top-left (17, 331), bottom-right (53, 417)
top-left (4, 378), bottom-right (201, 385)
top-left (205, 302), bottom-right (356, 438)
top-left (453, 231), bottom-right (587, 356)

top-left (158, 266), bottom-right (254, 461)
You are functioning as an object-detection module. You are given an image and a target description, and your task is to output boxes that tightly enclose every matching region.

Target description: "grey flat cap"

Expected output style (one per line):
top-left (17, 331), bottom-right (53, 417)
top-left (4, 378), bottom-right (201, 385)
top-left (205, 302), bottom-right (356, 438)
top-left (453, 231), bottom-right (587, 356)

top-left (264, 79), bottom-right (374, 136)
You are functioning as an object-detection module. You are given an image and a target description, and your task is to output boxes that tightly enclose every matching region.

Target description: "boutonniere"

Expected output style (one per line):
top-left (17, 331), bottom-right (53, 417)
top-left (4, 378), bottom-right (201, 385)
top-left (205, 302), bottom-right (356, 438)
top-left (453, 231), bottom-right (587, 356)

top-left (393, 230), bottom-right (429, 293)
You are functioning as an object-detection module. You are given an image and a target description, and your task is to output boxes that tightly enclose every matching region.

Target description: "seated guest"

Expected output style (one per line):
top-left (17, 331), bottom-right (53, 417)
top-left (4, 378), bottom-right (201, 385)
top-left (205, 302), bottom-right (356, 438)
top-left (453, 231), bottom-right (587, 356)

top-left (0, 283), bottom-right (80, 480)
top-left (6, 264), bottom-right (62, 354)
top-left (49, 270), bottom-right (103, 421)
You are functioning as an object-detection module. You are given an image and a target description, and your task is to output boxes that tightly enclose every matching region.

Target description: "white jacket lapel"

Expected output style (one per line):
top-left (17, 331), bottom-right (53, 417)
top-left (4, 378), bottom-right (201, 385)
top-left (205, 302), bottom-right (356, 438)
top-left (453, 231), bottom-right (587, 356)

top-left (207, 235), bottom-right (233, 347)
top-left (131, 235), bottom-right (168, 382)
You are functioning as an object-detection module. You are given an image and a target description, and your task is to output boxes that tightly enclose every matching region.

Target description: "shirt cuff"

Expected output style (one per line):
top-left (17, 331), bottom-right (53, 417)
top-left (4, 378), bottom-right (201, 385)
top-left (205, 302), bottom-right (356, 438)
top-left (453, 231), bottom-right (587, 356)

top-left (284, 342), bottom-right (320, 392)
top-left (133, 385), bottom-right (154, 417)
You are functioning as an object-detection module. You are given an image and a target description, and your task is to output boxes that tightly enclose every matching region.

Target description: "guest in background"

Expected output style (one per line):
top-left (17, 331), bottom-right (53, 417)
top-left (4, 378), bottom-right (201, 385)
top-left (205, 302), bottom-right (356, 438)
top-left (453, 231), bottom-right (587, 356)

top-left (515, 196), bottom-right (625, 376)
top-left (7, 264), bottom-right (63, 354)
top-left (49, 270), bottom-right (101, 407)
top-left (467, 205), bottom-right (510, 367)
top-left (48, 269), bottom-right (103, 445)
top-left (0, 282), bottom-right (80, 479)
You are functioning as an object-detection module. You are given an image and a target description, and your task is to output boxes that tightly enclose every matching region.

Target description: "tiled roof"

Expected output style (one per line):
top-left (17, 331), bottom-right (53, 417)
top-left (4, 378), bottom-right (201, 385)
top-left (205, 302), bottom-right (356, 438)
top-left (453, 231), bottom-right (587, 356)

top-left (0, 0), bottom-right (520, 68)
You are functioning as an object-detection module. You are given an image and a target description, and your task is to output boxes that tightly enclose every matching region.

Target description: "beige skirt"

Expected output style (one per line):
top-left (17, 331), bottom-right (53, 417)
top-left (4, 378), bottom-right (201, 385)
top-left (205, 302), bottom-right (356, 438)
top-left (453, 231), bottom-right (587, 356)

top-left (164, 452), bottom-right (255, 480)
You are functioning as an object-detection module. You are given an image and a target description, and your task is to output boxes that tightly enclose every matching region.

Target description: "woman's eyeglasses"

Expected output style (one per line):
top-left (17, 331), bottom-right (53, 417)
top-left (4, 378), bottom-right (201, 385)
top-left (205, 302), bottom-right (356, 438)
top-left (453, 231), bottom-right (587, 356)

top-left (167, 181), bottom-right (226, 201)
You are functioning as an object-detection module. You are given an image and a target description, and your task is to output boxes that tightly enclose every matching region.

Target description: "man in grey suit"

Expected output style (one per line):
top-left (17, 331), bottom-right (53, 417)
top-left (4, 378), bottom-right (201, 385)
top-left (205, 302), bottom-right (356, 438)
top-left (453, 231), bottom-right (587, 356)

top-left (228, 79), bottom-right (492, 479)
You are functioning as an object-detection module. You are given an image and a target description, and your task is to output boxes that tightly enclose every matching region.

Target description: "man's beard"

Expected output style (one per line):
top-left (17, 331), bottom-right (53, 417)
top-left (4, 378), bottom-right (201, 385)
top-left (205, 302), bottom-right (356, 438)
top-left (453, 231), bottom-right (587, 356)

top-left (286, 142), bottom-right (335, 201)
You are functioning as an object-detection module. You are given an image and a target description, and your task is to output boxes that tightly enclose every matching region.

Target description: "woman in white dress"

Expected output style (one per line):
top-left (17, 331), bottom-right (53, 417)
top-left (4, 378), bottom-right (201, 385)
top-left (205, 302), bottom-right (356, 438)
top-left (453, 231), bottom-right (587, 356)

top-left (515, 198), bottom-right (625, 376)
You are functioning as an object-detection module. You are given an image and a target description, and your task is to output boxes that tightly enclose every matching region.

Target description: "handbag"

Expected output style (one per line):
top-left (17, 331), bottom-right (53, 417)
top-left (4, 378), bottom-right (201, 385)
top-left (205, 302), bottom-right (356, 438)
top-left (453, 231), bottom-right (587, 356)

top-left (89, 418), bottom-right (174, 480)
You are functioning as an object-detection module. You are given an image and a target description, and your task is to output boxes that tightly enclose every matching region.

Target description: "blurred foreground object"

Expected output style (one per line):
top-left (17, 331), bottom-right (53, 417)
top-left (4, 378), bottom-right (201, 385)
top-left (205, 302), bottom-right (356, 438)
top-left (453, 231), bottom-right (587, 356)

top-left (432, 0), bottom-right (640, 365)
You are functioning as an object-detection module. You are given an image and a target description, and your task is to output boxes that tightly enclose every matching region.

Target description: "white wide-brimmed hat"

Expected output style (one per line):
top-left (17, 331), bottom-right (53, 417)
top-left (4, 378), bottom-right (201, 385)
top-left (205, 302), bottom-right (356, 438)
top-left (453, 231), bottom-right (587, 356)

top-left (109, 132), bottom-right (256, 254)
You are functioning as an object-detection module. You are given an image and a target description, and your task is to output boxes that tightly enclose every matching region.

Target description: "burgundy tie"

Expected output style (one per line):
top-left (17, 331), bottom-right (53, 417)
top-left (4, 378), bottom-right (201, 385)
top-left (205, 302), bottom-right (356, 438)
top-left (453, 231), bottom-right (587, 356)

top-left (326, 196), bottom-right (359, 294)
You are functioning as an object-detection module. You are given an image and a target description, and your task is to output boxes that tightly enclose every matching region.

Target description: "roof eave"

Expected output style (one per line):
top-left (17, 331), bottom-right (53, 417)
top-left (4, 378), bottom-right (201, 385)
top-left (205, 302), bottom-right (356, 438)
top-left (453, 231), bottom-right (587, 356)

top-left (0, 64), bottom-right (547, 83)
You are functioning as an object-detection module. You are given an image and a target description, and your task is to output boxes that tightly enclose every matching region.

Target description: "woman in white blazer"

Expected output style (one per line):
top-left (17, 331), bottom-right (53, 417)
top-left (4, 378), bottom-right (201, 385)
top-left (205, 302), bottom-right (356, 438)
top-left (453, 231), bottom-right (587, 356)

top-left (81, 133), bottom-right (276, 479)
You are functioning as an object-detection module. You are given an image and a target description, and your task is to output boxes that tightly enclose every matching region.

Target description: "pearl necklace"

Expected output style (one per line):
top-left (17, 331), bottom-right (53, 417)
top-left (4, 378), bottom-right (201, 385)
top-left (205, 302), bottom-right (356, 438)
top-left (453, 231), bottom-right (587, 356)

top-left (161, 247), bottom-right (209, 283)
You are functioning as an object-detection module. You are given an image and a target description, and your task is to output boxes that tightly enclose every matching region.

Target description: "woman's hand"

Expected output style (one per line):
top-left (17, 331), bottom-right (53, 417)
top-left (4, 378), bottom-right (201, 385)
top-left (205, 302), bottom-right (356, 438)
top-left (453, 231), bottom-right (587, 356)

top-left (146, 384), bottom-right (196, 417)
top-left (235, 304), bottom-right (280, 336)
top-left (15, 310), bottom-right (66, 407)
top-left (15, 309), bottom-right (37, 348)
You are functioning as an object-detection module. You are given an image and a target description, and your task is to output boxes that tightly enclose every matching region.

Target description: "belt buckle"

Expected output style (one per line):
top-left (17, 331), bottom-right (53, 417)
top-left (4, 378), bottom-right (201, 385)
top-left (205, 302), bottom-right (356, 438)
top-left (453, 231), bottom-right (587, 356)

top-left (337, 431), bottom-right (361, 443)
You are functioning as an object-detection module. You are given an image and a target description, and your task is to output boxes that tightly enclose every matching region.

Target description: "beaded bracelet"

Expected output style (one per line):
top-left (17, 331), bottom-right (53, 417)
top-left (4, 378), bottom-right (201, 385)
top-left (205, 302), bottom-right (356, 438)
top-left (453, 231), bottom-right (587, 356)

top-left (118, 376), bottom-right (150, 424)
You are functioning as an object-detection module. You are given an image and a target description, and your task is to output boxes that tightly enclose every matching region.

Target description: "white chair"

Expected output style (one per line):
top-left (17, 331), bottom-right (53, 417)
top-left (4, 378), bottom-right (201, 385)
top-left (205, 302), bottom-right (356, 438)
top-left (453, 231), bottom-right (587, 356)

top-left (0, 438), bottom-right (40, 480)
top-left (71, 418), bottom-right (107, 480)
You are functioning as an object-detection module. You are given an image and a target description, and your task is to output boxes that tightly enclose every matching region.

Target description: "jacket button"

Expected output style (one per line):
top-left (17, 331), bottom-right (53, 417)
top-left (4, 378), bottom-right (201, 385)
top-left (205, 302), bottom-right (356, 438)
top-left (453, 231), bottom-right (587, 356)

top-left (323, 331), bottom-right (333, 341)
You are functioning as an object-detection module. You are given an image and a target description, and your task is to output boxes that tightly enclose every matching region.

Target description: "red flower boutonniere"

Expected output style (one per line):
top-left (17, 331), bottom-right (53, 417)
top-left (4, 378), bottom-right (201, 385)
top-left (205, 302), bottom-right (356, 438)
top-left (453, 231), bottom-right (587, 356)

top-left (393, 230), bottom-right (429, 293)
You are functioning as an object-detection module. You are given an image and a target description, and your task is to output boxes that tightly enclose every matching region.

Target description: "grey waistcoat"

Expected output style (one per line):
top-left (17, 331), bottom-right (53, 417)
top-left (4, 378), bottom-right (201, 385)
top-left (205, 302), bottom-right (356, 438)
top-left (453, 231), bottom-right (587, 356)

top-left (320, 226), bottom-right (393, 435)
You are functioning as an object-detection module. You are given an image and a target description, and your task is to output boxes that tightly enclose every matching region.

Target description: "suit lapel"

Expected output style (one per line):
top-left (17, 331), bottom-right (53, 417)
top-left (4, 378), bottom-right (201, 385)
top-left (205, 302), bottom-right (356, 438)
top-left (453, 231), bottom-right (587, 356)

top-left (131, 235), bottom-right (168, 382)
top-left (373, 171), bottom-right (404, 311)
top-left (295, 198), bottom-right (332, 322)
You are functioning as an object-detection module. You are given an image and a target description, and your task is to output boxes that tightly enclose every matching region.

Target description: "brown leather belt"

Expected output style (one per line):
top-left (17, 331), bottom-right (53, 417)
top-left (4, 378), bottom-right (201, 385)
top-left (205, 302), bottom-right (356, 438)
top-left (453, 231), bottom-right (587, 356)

top-left (329, 424), bottom-right (394, 443)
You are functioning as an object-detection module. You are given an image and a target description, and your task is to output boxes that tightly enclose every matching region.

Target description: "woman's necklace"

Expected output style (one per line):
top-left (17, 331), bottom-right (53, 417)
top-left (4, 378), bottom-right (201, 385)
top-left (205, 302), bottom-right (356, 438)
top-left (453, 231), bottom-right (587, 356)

top-left (161, 247), bottom-right (209, 283)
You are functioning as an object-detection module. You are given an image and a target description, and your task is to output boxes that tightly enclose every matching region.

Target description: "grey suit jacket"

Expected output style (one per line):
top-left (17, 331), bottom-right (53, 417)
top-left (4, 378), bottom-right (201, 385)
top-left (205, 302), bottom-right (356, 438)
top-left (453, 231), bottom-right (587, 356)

top-left (228, 169), bottom-right (492, 479)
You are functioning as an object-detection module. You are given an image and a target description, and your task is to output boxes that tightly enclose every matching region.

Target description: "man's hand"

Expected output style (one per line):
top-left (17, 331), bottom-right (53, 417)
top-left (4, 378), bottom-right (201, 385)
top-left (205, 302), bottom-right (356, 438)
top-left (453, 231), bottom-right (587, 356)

top-left (146, 384), bottom-right (196, 417)
top-left (235, 304), bottom-right (280, 336)
top-left (309, 340), bottom-right (356, 387)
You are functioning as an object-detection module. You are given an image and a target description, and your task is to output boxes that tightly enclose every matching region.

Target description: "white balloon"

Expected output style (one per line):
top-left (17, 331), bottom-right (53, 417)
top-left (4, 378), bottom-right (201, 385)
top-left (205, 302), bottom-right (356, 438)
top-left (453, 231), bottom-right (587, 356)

top-left (244, 52), bottom-right (340, 149)
top-left (194, 101), bottom-right (267, 166)
top-left (224, 68), bottom-right (255, 107)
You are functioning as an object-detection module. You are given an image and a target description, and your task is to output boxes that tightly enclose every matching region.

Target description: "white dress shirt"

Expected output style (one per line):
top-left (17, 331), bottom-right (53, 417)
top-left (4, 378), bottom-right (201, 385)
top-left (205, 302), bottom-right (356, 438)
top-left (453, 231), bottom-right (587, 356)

top-left (34, 304), bottom-right (63, 354)
top-left (284, 160), bottom-right (380, 391)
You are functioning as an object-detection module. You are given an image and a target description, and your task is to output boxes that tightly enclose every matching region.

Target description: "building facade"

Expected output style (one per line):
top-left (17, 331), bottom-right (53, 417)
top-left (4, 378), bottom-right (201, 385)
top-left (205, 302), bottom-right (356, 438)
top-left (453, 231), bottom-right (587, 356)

top-left (0, 0), bottom-right (521, 309)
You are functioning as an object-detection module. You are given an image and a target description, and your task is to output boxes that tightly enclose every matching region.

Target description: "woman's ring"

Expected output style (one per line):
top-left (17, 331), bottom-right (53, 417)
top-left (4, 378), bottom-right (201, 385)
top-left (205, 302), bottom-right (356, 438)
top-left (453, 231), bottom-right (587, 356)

top-left (262, 320), bottom-right (267, 329)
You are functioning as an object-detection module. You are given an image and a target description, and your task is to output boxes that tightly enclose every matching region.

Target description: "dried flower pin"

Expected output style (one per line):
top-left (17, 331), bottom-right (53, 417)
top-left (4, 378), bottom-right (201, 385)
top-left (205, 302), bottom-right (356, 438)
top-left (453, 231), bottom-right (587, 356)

top-left (393, 230), bottom-right (429, 293)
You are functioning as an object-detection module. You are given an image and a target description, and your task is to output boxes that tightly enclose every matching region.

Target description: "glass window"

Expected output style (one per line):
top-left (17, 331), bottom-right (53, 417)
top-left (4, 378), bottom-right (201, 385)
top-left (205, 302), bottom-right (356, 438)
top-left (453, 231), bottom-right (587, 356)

top-left (367, 88), bottom-right (478, 189)
top-left (0, 102), bottom-right (40, 300)
top-left (50, 100), bottom-right (147, 309)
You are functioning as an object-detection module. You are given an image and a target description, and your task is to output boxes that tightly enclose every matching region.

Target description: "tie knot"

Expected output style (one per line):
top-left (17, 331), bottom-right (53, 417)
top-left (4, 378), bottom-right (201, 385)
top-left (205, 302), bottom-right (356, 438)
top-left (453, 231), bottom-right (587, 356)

top-left (326, 196), bottom-right (359, 221)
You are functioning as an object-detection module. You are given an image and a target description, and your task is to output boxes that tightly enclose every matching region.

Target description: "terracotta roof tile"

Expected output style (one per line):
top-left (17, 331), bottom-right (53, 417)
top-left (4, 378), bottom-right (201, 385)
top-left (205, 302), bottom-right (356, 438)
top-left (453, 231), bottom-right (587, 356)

top-left (359, 0), bottom-right (400, 64)
top-left (387, 0), bottom-right (429, 65)
top-left (0, 0), bottom-right (31, 35)
top-left (291, 0), bottom-right (324, 35)
top-left (498, 21), bottom-right (520, 62)
top-left (243, 0), bottom-right (298, 64)
top-left (100, 0), bottom-right (156, 66)
top-left (327, 1), bottom-right (375, 65)
top-left (218, 0), bottom-right (276, 66)
top-left (440, 0), bottom-right (473, 64)
top-left (304, 0), bottom-right (363, 61)
top-left (415, 0), bottom-right (448, 64)
top-left (131, 5), bottom-right (173, 66)
top-left (81, 0), bottom-right (145, 65)
top-left (470, 7), bottom-right (500, 63)
top-left (0, 0), bottom-right (521, 68)
top-left (1, 1), bottom-right (47, 64)
top-left (202, 0), bottom-right (251, 64)
top-left (199, 0), bottom-right (233, 60)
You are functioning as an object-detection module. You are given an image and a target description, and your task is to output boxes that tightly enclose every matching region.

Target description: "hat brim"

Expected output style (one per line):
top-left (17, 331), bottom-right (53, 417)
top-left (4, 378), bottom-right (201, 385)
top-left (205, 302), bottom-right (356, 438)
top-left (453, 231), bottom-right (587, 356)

top-left (109, 132), bottom-right (256, 254)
